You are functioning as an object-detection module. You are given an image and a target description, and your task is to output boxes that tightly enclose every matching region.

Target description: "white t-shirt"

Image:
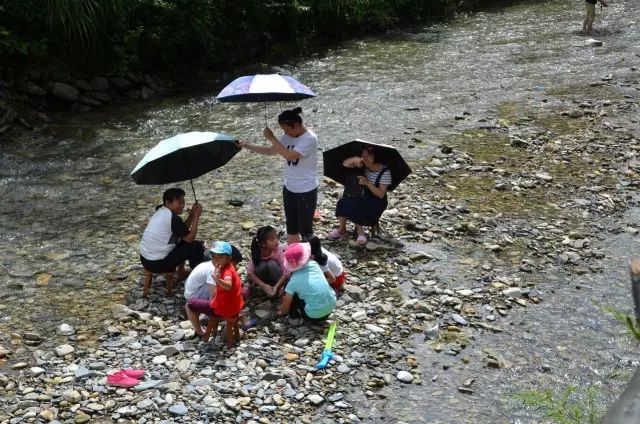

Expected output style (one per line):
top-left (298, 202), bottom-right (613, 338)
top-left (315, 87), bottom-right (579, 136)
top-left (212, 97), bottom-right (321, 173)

top-left (279, 129), bottom-right (318, 193)
top-left (140, 206), bottom-right (187, 260)
top-left (183, 261), bottom-right (214, 299)
top-left (318, 247), bottom-right (343, 277)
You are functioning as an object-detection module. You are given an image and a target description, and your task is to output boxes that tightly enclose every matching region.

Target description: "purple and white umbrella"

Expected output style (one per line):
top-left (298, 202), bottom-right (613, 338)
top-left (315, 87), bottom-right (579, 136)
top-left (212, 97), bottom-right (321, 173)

top-left (216, 74), bottom-right (316, 103)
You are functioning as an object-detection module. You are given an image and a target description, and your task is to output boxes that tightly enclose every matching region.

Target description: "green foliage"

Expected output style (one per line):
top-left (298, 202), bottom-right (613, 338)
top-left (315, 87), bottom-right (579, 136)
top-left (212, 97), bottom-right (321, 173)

top-left (593, 301), bottom-right (640, 342)
top-left (0, 0), bottom-right (472, 73)
top-left (514, 385), bottom-right (604, 424)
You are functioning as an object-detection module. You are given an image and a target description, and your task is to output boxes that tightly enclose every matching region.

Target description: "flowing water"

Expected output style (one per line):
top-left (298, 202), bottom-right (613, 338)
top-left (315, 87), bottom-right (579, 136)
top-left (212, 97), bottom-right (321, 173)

top-left (1, 0), bottom-right (639, 421)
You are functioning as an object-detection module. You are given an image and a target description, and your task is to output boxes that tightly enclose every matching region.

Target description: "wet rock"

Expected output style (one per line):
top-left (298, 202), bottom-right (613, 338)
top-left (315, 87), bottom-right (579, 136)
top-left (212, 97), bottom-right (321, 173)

top-left (397, 371), bottom-right (413, 383)
top-left (54, 344), bottom-right (74, 357)
top-left (585, 38), bottom-right (603, 47)
top-left (343, 285), bottom-right (365, 301)
top-left (49, 82), bottom-right (79, 102)
top-left (351, 310), bottom-right (367, 321)
top-left (61, 389), bottom-right (81, 404)
top-left (20, 81), bottom-right (46, 96)
top-left (451, 314), bottom-right (468, 326)
top-left (134, 380), bottom-right (163, 391)
top-left (29, 367), bottom-right (45, 376)
top-left (168, 403), bottom-right (188, 415)
top-left (89, 76), bottom-right (109, 91)
top-left (307, 394), bottom-right (324, 405)
top-left (57, 324), bottom-right (75, 336)
top-left (152, 354), bottom-right (167, 365)
top-left (502, 287), bottom-right (522, 298)
top-left (110, 77), bottom-right (132, 90)
top-left (141, 86), bottom-right (155, 100)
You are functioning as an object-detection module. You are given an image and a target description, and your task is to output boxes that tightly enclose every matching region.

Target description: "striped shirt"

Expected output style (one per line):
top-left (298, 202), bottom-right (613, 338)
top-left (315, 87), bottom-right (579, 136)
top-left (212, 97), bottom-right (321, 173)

top-left (365, 167), bottom-right (392, 186)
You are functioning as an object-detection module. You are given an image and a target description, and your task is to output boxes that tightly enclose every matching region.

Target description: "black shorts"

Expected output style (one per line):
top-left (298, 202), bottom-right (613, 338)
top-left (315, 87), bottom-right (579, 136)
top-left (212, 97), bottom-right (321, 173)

top-left (282, 186), bottom-right (317, 238)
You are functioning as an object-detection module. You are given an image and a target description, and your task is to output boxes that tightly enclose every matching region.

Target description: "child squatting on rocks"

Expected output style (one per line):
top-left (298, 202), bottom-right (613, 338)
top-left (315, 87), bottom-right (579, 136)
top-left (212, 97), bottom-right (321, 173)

top-left (307, 235), bottom-right (346, 291)
top-left (245, 225), bottom-right (290, 298)
top-left (278, 242), bottom-right (336, 324)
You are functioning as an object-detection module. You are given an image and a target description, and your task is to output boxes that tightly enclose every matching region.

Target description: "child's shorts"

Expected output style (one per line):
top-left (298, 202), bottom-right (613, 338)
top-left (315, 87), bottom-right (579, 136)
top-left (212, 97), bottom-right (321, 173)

top-left (187, 298), bottom-right (214, 316)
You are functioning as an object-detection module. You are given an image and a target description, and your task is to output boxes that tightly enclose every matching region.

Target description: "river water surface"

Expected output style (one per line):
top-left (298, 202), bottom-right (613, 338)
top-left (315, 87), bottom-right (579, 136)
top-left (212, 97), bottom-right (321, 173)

top-left (1, 0), bottom-right (639, 422)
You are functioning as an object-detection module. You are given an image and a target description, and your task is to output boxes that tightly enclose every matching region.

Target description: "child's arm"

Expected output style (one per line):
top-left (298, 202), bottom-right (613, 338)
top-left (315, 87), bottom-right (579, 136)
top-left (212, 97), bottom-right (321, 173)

top-left (323, 270), bottom-right (336, 284)
top-left (212, 268), bottom-right (232, 291)
top-left (277, 293), bottom-right (293, 316)
top-left (215, 275), bottom-right (232, 291)
top-left (273, 275), bottom-right (289, 296)
top-left (248, 271), bottom-right (275, 296)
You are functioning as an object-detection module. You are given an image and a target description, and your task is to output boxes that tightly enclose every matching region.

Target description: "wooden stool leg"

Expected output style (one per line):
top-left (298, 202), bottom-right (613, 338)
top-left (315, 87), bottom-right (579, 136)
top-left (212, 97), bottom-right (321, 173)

top-left (203, 318), bottom-right (218, 343)
top-left (165, 273), bottom-right (175, 297)
top-left (233, 321), bottom-right (240, 343)
top-left (143, 270), bottom-right (152, 298)
top-left (225, 320), bottom-right (235, 348)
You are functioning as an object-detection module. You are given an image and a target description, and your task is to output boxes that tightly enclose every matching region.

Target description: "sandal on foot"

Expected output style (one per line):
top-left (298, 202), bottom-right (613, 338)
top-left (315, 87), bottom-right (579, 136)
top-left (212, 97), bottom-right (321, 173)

top-left (356, 235), bottom-right (367, 245)
top-left (328, 229), bottom-right (347, 240)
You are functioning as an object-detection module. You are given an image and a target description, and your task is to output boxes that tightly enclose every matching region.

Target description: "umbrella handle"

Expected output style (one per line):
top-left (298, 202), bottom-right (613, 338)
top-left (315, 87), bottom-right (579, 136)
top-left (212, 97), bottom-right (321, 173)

top-left (189, 178), bottom-right (197, 204)
top-left (180, 149), bottom-right (198, 203)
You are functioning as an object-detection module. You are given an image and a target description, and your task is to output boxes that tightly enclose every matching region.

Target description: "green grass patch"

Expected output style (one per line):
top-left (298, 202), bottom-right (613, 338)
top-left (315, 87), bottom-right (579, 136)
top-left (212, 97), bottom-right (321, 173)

top-left (514, 385), bottom-right (604, 424)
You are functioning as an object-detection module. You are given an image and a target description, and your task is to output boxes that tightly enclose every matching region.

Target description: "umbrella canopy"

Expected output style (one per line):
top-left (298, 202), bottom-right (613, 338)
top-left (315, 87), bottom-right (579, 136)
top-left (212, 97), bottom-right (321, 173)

top-left (323, 139), bottom-right (411, 192)
top-left (131, 132), bottom-right (240, 201)
top-left (216, 74), bottom-right (316, 103)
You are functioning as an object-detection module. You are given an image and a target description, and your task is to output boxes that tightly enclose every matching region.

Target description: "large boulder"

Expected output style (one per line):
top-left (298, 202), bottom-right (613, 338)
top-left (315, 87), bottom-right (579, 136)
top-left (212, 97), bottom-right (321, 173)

top-left (50, 82), bottom-right (79, 102)
top-left (89, 76), bottom-right (109, 91)
top-left (110, 77), bottom-right (132, 90)
top-left (74, 79), bottom-right (92, 92)
top-left (20, 81), bottom-right (46, 96)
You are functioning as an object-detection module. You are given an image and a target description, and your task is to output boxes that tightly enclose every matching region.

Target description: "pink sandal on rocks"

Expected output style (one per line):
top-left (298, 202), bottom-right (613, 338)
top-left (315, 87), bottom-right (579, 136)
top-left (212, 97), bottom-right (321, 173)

top-left (121, 369), bottom-right (145, 379)
top-left (356, 234), bottom-right (367, 245)
top-left (328, 229), bottom-right (347, 240)
top-left (107, 371), bottom-right (140, 388)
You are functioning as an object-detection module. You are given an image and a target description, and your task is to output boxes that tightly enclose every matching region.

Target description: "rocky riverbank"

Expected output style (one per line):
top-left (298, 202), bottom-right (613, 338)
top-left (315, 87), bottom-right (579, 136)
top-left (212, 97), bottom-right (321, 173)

top-left (1, 68), bottom-right (639, 423)
top-left (0, 70), bottom-right (168, 139)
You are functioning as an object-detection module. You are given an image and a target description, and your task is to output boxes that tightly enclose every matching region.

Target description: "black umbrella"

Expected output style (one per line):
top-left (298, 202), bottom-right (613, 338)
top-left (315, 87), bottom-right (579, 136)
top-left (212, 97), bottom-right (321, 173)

top-left (130, 132), bottom-right (240, 202)
top-left (323, 139), bottom-right (411, 191)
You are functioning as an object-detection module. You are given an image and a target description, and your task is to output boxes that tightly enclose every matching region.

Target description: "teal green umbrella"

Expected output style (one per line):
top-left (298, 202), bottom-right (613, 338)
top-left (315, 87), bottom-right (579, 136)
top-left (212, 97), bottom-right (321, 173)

top-left (131, 131), bottom-right (240, 202)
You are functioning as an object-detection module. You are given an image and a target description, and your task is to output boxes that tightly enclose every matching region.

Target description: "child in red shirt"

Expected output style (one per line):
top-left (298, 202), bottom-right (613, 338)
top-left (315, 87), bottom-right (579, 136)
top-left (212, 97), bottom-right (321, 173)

top-left (187, 241), bottom-right (244, 337)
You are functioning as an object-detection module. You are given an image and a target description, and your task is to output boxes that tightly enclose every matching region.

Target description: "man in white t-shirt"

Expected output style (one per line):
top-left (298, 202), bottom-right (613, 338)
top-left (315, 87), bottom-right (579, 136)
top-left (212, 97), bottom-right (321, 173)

top-left (139, 188), bottom-right (204, 275)
top-left (238, 107), bottom-right (318, 244)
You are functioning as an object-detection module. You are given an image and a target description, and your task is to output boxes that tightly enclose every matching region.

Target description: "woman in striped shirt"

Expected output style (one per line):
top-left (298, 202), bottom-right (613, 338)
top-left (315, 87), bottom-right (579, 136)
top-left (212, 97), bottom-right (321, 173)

top-left (328, 145), bottom-right (392, 245)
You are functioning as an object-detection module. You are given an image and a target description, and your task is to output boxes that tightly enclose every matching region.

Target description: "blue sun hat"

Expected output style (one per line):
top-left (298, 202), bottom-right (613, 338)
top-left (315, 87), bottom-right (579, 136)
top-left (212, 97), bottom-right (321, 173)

top-left (210, 241), bottom-right (232, 256)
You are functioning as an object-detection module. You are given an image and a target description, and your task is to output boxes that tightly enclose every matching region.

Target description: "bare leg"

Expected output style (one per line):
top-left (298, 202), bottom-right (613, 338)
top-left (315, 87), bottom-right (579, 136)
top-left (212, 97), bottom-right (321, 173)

top-left (355, 224), bottom-right (366, 237)
top-left (185, 303), bottom-right (205, 336)
top-left (337, 217), bottom-right (348, 234)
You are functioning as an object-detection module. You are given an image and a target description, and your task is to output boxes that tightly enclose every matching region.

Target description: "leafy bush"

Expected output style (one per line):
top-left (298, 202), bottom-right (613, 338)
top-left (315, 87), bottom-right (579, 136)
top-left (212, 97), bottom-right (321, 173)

top-left (0, 0), bottom-right (477, 74)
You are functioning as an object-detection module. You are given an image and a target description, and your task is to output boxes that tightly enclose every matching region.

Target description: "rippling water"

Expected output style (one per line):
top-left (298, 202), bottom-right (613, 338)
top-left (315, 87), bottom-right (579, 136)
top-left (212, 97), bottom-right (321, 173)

top-left (1, 0), bottom-right (639, 420)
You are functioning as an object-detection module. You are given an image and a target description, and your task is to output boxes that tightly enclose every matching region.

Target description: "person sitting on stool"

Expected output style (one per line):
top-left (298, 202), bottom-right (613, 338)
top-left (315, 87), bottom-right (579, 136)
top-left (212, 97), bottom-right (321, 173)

top-left (139, 187), bottom-right (204, 279)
